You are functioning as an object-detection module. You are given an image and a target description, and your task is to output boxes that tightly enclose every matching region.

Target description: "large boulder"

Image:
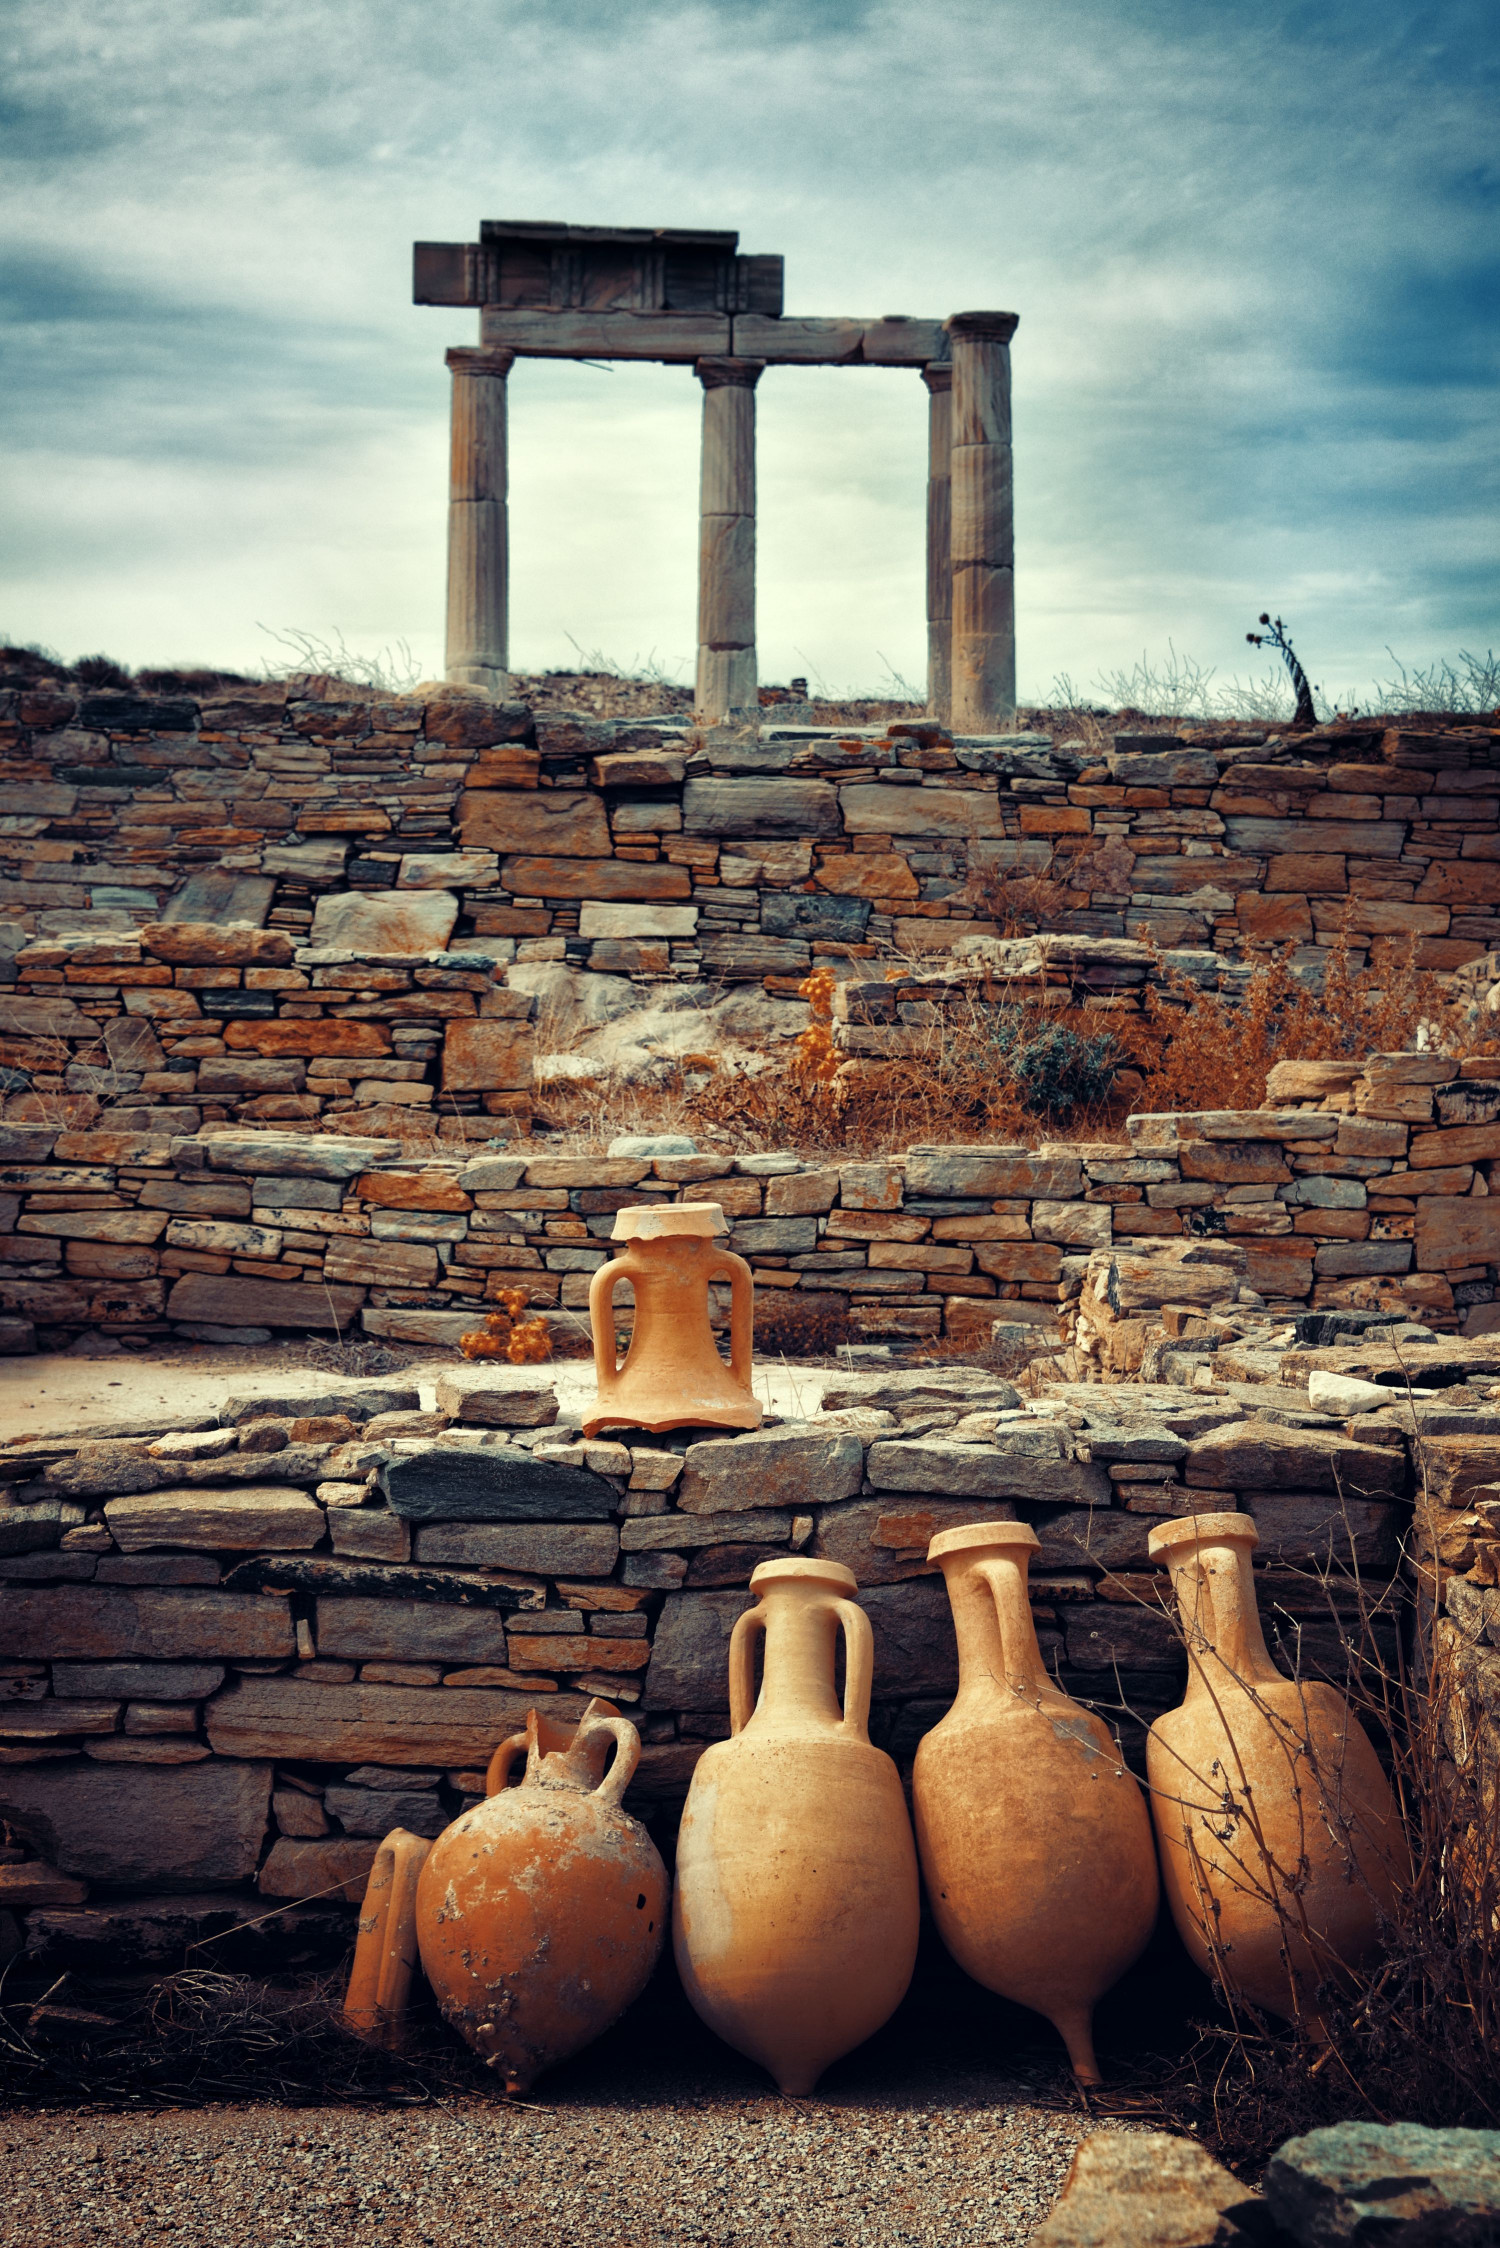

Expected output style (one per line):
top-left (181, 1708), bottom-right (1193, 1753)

top-left (1263, 2122), bottom-right (1500, 2243)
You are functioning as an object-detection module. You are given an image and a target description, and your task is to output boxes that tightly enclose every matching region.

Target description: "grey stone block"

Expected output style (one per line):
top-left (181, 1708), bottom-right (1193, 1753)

top-left (381, 1447), bottom-right (616, 1522)
top-left (0, 1759), bottom-right (272, 1890)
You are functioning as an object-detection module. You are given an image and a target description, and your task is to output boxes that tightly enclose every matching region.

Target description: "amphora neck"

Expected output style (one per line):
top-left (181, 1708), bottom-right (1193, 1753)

top-left (942, 1546), bottom-right (1052, 1700)
top-left (1166, 1536), bottom-right (1282, 1698)
top-left (742, 1582), bottom-right (863, 1735)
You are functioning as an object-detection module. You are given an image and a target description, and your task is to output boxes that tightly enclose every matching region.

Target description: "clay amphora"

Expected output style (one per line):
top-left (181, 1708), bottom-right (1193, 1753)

top-left (415, 1699), bottom-right (668, 2090)
top-left (1146, 1512), bottom-right (1407, 2025)
top-left (343, 1828), bottom-right (432, 2050)
top-left (673, 1558), bottom-right (920, 2095)
top-left (913, 1522), bottom-right (1159, 2083)
top-left (584, 1202), bottom-right (761, 1438)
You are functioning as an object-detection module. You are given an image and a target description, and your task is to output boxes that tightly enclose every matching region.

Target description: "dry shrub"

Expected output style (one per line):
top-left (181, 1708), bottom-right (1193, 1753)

top-left (963, 837), bottom-right (1137, 937)
top-left (459, 1289), bottom-right (552, 1364)
top-left (1126, 935), bottom-right (1468, 1116)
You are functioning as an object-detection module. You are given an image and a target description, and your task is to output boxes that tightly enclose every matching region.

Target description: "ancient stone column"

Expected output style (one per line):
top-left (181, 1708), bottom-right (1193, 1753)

top-left (694, 357), bottom-right (764, 723)
top-left (922, 362), bottom-right (953, 724)
top-left (946, 312), bottom-right (1019, 730)
top-left (444, 346), bottom-right (515, 693)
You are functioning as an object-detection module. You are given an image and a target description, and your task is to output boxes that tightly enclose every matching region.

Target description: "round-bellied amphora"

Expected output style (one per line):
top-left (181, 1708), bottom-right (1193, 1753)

top-left (672, 1558), bottom-right (920, 2096)
top-left (1146, 1511), bottom-right (1407, 2026)
top-left (913, 1521), bottom-right (1159, 2084)
top-left (584, 1202), bottom-right (761, 1438)
top-left (415, 1699), bottom-right (668, 2092)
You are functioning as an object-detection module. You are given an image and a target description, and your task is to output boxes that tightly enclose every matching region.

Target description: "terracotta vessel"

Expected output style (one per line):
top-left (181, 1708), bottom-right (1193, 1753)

top-left (673, 1558), bottom-right (920, 2094)
top-left (1147, 1512), bottom-right (1407, 2024)
top-left (584, 1202), bottom-right (761, 1438)
top-left (415, 1699), bottom-right (668, 2091)
top-left (913, 1522), bottom-right (1159, 2083)
top-left (343, 1828), bottom-right (432, 2049)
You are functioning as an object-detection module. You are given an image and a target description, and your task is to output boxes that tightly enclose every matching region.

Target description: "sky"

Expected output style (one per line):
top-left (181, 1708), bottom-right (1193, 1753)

top-left (1, 0), bottom-right (1496, 705)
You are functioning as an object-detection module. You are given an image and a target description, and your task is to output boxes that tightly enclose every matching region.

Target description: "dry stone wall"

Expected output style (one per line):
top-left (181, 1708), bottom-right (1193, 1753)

top-left (2, 681), bottom-right (1497, 988)
top-left (2, 1341), bottom-right (1460, 1959)
top-left (3, 1059), bottom-right (1500, 1354)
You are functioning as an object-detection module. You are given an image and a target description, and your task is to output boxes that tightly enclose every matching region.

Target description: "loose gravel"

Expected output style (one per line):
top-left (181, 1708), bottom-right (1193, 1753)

top-left (0, 2077), bottom-right (1140, 2246)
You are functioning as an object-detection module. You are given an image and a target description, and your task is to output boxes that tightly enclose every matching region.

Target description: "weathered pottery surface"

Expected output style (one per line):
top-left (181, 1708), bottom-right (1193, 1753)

top-left (913, 1521), bottom-right (1158, 2083)
top-left (415, 1699), bottom-right (668, 2091)
top-left (585, 1202), bottom-right (762, 1438)
top-left (673, 1558), bottom-right (920, 2095)
top-left (1146, 1511), bottom-right (1407, 2024)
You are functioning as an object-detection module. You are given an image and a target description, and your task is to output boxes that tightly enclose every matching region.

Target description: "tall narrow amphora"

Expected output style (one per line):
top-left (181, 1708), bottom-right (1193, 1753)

top-left (1146, 1512), bottom-right (1406, 2024)
top-left (913, 1522), bottom-right (1158, 2083)
top-left (673, 1558), bottom-right (920, 2094)
top-left (415, 1700), bottom-right (668, 2092)
top-left (584, 1202), bottom-right (761, 1438)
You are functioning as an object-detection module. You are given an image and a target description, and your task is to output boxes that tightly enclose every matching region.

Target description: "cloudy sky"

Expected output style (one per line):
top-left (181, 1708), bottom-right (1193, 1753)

top-left (2, 0), bottom-right (1496, 703)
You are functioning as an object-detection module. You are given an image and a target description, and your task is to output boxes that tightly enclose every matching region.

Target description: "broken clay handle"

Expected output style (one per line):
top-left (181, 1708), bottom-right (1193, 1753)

top-left (580, 1712), bottom-right (641, 1807)
top-left (484, 1728), bottom-right (531, 1797)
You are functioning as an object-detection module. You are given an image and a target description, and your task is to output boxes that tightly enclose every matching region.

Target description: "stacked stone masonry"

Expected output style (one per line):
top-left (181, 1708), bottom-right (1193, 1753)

top-left (2, 1058), bottom-right (1500, 1353)
top-left (2, 684), bottom-right (1497, 988)
top-left (10, 1336), bottom-right (1498, 1938)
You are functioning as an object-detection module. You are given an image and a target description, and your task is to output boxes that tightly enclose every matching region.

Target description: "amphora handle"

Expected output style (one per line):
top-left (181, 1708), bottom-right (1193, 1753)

top-left (579, 1711), bottom-right (641, 1807)
top-left (727, 1592), bottom-right (874, 1739)
top-left (709, 1249), bottom-right (756, 1390)
top-left (588, 1253), bottom-right (632, 1390)
top-left (484, 1728), bottom-right (530, 1796)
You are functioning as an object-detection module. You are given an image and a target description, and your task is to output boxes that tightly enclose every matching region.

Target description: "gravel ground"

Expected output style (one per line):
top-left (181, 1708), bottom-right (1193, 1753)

top-left (0, 2078), bottom-right (1134, 2246)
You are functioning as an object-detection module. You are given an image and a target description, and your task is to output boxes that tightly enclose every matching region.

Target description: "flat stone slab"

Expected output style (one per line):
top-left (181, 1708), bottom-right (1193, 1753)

top-left (207, 1675), bottom-right (590, 1765)
top-left (0, 1759), bottom-right (271, 1889)
top-left (380, 1446), bottom-right (617, 1522)
top-left (0, 1587), bottom-right (295, 1662)
top-left (104, 1486), bottom-right (325, 1553)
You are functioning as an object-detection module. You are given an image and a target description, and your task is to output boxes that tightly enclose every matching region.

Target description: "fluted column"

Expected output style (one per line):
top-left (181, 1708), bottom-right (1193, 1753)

top-left (694, 357), bottom-right (764, 723)
top-left (946, 311), bottom-right (1019, 730)
top-left (444, 346), bottom-right (514, 692)
top-left (922, 362), bottom-right (953, 724)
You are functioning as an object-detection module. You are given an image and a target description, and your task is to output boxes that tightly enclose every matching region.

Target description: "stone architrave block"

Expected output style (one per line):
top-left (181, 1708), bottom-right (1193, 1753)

top-left (866, 1439), bottom-right (1111, 1506)
top-left (677, 1427), bottom-right (865, 1515)
top-left (309, 890), bottom-right (460, 952)
top-left (0, 1759), bottom-right (272, 1889)
top-left (432, 1367), bottom-right (559, 1426)
top-left (0, 1587), bottom-right (295, 1662)
top-left (380, 1447), bottom-right (617, 1522)
top-left (460, 790), bottom-right (611, 857)
top-left (441, 1019), bottom-right (534, 1092)
top-left (103, 1486), bottom-right (325, 1554)
top-left (1184, 1419), bottom-right (1407, 1498)
top-left (682, 779), bottom-right (841, 837)
top-left (576, 904), bottom-right (699, 939)
top-left (207, 1675), bottom-right (589, 1765)
top-left (413, 1522), bottom-right (619, 1574)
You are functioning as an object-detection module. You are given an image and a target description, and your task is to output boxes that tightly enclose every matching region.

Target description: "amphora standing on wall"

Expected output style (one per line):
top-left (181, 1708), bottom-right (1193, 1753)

top-left (1147, 1512), bottom-right (1407, 2025)
top-left (913, 1522), bottom-right (1158, 2083)
top-left (673, 1559), bottom-right (920, 2095)
top-left (585, 1203), bottom-right (761, 1437)
top-left (415, 1699), bottom-right (668, 2092)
